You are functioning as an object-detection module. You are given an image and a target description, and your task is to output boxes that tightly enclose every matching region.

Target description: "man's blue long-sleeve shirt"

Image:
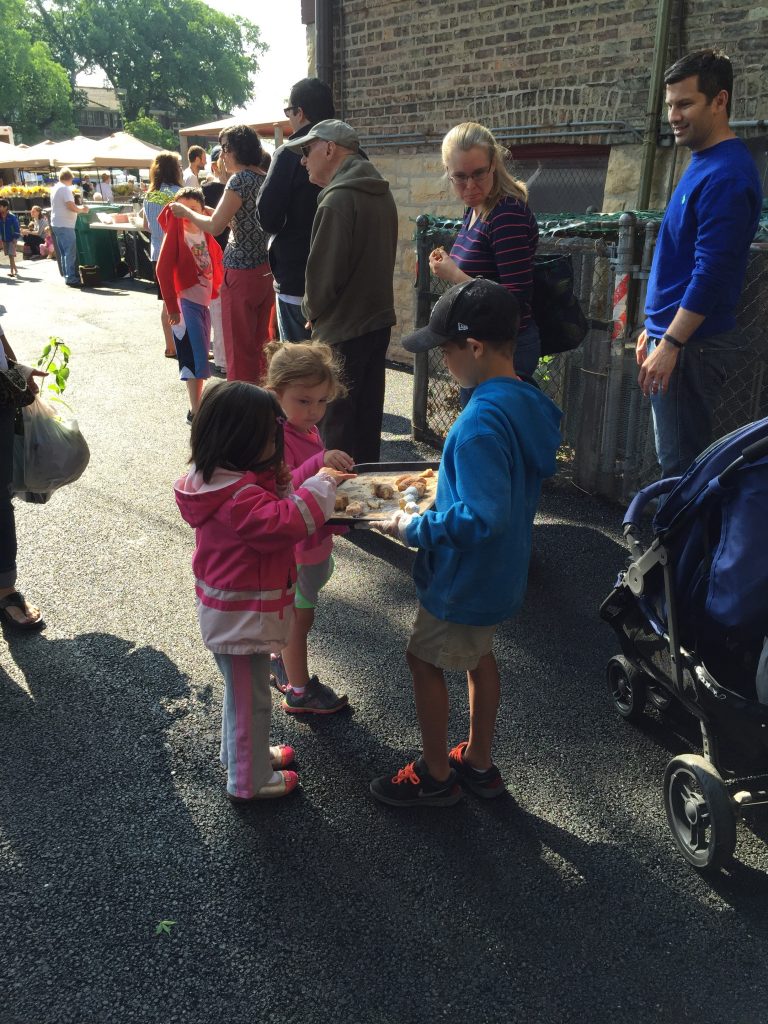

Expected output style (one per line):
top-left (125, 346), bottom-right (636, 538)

top-left (645, 137), bottom-right (761, 340)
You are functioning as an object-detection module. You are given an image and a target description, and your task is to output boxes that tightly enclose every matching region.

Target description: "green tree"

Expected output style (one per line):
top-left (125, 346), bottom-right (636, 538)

top-left (28, 0), bottom-right (266, 123)
top-left (0, 0), bottom-right (76, 143)
top-left (123, 116), bottom-right (177, 152)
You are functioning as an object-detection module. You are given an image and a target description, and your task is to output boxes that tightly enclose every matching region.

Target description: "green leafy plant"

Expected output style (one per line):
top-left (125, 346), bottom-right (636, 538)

top-left (155, 920), bottom-right (176, 936)
top-left (36, 336), bottom-right (71, 403)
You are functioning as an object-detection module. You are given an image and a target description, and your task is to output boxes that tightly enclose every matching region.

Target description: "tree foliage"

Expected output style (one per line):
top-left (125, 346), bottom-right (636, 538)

top-left (28, 0), bottom-right (266, 123)
top-left (0, 0), bottom-right (76, 143)
top-left (123, 116), bottom-right (178, 152)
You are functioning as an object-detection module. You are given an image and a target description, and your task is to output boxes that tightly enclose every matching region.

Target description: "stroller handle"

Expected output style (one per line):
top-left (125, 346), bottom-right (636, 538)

top-left (741, 435), bottom-right (768, 464)
top-left (623, 477), bottom-right (682, 534)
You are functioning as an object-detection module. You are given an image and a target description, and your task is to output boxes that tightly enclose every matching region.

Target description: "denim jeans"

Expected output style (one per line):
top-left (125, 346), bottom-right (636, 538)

top-left (0, 403), bottom-right (17, 589)
top-left (52, 226), bottom-right (78, 284)
top-left (649, 330), bottom-right (746, 478)
top-left (276, 297), bottom-right (311, 342)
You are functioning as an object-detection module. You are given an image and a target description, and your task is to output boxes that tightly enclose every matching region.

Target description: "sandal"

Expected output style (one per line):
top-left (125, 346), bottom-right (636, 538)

top-left (0, 591), bottom-right (45, 631)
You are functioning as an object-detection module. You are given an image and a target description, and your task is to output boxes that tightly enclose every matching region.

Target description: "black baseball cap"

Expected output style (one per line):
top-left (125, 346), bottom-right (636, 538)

top-left (401, 278), bottom-right (519, 353)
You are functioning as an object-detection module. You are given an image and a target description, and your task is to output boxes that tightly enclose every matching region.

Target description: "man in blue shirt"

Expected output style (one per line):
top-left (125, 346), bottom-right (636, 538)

top-left (637, 49), bottom-right (762, 477)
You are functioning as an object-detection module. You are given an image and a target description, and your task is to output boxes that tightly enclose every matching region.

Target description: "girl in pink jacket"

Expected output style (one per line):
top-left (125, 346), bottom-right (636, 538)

top-left (264, 342), bottom-right (355, 714)
top-left (174, 381), bottom-right (353, 802)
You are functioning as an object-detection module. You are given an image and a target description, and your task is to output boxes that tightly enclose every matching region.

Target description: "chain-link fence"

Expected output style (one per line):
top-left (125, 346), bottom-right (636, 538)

top-left (412, 213), bottom-right (768, 502)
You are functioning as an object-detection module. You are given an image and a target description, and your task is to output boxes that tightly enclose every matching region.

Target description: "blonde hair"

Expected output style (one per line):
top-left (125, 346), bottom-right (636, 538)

top-left (441, 122), bottom-right (527, 220)
top-left (58, 167), bottom-right (73, 182)
top-left (263, 341), bottom-right (347, 400)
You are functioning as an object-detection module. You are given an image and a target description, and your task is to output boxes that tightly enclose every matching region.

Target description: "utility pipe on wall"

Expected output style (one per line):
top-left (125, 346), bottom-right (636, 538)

top-left (316, 0), bottom-right (334, 94)
top-left (637, 0), bottom-right (674, 210)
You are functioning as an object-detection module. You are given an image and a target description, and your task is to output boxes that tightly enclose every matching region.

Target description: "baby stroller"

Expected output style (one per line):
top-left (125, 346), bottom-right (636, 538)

top-left (600, 417), bottom-right (768, 871)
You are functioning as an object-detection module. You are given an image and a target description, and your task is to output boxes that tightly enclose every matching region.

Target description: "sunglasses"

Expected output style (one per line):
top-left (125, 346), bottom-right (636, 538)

top-left (283, 105), bottom-right (297, 118)
top-left (300, 140), bottom-right (326, 159)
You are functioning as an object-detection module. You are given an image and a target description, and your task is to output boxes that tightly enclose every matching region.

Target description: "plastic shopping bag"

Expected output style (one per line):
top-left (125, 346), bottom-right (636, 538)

top-left (12, 396), bottom-right (90, 499)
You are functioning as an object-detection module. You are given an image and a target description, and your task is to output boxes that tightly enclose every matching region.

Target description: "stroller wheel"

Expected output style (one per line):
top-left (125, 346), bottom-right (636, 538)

top-left (606, 655), bottom-right (647, 723)
top-left (663, 754), bottom-right (736, 871)
top-left (647, 685), bottom-right (673, 712)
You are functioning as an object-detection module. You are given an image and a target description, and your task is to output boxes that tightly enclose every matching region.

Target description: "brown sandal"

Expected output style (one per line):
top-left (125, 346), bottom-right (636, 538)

top-left (0, 591), bottom-right (45, 631)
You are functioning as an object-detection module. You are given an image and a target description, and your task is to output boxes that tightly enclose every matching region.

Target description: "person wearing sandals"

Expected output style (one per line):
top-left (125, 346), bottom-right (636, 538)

top-left (0, 323), bottom-right (46, 631)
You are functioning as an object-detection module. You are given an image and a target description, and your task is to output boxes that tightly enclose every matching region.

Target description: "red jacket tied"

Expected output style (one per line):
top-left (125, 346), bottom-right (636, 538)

top-left (156, 204), bottom-right (223, 318)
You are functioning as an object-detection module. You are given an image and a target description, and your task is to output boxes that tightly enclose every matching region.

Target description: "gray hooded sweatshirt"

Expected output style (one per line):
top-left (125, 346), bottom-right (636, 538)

top-left (302, 153), bottom-right (398, 344)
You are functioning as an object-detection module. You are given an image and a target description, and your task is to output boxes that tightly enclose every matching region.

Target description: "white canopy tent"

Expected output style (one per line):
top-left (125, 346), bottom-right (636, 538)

top-left (92, 132), bottom-right (164, 168)
top-left (0, 140), bottom-right (56, 169)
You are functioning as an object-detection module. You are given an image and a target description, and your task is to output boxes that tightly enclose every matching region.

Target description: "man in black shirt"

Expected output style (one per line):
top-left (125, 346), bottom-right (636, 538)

top-left (257, 78), bottom-right (335, 341)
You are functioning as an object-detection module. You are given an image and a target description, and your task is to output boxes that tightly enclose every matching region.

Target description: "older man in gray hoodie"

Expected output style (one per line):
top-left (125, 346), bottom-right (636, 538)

top-left (282, 119), bottom-right (398, 463)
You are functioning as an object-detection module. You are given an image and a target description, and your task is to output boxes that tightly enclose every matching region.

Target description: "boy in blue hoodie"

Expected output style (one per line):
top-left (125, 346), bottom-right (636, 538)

top-left (370, 279), bottom-right (562, 807)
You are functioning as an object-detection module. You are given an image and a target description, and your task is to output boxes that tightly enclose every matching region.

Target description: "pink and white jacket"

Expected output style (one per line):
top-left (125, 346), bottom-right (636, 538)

top-left (174, 465), bottom-right (337, 655)
top-left (283, 422), bottom-right (346, 566)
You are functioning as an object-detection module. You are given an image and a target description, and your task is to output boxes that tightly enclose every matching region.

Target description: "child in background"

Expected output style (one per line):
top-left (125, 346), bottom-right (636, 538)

top-left (264, 341), bottom-right (354, 714)
top-left (174, 380), bottom-right (354, 801)
top-left (0, 200), bottom-right (22, 277)
top-left (369, 279), bottom-right (562, 807)
top-left (156, 187), bottom-right (223, 423)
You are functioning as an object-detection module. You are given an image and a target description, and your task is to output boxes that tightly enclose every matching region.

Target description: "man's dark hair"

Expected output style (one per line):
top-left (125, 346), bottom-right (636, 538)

top-left (190, 381), bottom-right (285, 483)
top-left (289, 78), bottom-right (335, 124)
top-left (664, 49), bottom-right (733, 117)
top-left (0, 199), bottom-right (8, 209)
top-left (187, 145), bottom-right (206, 164)
top-left (218, 124), bottom-right (263, 168)
top-left (174, 186), bottom-right (205, 209)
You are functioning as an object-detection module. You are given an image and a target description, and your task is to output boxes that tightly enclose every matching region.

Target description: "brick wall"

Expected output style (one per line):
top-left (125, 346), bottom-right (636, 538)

top-left (326, 0), bottom-right (768, 356)
top-left (335, 0), bottom-right (768, 138)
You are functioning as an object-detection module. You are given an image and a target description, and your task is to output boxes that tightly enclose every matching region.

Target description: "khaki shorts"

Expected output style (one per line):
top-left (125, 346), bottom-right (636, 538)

top-left (407, 604), bottom-right (498, 671)
top-left (2, 240), bottom-right (17, 257)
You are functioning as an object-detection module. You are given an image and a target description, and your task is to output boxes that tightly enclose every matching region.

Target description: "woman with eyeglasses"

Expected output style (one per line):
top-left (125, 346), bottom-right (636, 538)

top-left (430, 122), bottom-right (540, 381)
top-left (169, 124), bottom-right (274, 384)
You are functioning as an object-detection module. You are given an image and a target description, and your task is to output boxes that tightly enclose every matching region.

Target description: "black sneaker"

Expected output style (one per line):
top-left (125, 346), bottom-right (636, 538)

top-left (281, 675), bottom-right (348, 715)
top-left (448, 741), bottom-right (506, 799)
top-left (186, 409), bottom-right (194, 425)
top-left (370, 757), bottom-right (463, 807)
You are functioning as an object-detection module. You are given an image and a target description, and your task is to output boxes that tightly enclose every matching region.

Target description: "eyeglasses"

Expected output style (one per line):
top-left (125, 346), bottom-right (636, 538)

top-left (448, 166), bottom-right (493, 187)
top-left (219, 143), bottom-right (231, 153)
top-left (283, 106), bottom-right (297, 118)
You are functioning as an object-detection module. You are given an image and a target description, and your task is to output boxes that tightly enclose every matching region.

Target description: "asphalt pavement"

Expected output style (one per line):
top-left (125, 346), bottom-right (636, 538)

top-left (2, 256), bottom-right (768, 1024)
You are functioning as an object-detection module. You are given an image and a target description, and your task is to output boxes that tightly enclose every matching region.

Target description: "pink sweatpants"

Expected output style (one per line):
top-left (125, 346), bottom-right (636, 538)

top-left (220, 264), bottom-right (275, 384)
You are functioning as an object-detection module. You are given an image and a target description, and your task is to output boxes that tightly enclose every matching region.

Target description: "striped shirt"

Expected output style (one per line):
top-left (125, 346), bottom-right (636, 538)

top-left (450, 195), bottom-right (538, 330)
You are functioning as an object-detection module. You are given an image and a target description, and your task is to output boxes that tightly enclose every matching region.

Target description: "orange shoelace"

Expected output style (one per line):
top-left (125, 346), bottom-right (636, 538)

top-left (448, 742), bottom-right (467, 763)
top-left (392, 761), bottom-right (420, 785)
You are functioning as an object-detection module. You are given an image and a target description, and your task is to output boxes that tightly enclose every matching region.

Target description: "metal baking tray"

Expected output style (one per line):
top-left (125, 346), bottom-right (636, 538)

top-left (328, 461), bottom-right (440, 526)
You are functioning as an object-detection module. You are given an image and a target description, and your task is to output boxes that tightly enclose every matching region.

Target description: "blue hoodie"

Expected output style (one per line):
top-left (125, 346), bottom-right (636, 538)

top-left (404, 377), bottom-right (562, 626)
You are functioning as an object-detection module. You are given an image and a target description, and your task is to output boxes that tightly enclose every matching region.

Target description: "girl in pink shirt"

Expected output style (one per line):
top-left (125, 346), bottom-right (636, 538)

top-left (264, 342), bottom-right (355, 714)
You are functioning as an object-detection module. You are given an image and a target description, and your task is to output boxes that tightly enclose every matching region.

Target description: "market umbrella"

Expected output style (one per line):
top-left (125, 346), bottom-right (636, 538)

top-left (92, 132), bottom-right (164, 168)
top-left (0, 139), bottom-right (57, 169)
top-left (0, 142), bottom-right (30, 168)
top-left (45, 135), bottom-right (100, 169)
